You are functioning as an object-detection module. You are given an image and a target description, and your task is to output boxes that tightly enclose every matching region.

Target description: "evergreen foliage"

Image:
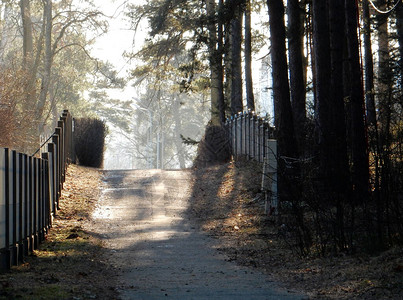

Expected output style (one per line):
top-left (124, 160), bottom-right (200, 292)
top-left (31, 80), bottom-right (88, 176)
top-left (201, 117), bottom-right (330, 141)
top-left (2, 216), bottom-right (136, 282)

top-left (74, 118), bottom-right (107, 168)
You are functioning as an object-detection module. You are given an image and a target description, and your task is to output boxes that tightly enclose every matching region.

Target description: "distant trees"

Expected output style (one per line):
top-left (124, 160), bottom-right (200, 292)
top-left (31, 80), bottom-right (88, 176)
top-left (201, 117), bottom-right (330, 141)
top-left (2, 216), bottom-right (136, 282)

top-left (127, 0), bottom-right (257, 127)
top-left (0, 0), bottom-right (108, 152)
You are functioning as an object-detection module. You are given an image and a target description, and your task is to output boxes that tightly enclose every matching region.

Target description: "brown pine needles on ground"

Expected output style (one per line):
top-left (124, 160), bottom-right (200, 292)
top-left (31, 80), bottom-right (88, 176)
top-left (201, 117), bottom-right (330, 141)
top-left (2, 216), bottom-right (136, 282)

top-left (189, 160), bottom-right (403, 299)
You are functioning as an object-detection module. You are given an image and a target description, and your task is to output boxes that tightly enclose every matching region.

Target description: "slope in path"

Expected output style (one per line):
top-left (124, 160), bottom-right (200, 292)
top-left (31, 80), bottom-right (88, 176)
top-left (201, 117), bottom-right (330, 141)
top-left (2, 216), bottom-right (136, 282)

top-left (92, 169), bottom-right (305, 300)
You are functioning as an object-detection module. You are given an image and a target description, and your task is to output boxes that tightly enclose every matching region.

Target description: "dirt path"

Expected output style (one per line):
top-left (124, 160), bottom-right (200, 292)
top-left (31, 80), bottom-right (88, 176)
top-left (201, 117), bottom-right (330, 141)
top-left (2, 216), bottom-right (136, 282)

top-left (90, 169), bottom-right (305, 300)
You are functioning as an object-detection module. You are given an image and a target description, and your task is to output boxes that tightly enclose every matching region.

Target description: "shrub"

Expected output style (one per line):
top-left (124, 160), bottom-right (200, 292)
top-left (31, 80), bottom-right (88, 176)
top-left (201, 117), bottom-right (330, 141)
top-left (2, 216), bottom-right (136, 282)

top-left (74, 118), bottom-right (107, 168)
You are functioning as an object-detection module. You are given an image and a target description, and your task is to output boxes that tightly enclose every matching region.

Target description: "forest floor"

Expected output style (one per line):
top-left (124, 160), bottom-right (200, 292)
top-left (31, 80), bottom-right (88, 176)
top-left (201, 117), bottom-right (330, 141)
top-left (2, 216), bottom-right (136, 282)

top-left (0, 162), bottom-right (401, 299)
top-left (189, 160), bottom-right (403, 299)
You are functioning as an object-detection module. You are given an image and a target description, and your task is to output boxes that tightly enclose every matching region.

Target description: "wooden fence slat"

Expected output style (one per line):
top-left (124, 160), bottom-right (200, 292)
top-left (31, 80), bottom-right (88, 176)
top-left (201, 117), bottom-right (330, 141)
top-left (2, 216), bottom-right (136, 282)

top-left (0, 148), bottom-right (9, 270)
top-left (0, 110), bottom-right (74, 272)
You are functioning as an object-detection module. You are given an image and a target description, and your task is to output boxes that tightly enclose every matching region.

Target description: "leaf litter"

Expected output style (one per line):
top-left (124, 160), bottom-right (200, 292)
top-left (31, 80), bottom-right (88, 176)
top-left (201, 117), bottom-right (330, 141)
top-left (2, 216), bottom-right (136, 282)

top-left (189, 160), bottom-right (403, 299)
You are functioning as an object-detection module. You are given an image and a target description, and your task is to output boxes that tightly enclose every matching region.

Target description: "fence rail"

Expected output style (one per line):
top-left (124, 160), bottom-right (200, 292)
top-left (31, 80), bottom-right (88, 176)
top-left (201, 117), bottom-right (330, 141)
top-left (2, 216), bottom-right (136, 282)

top-left (226, 111), bottom-right (278, 214)
top-left (0, 110), bottom-right (74, 272)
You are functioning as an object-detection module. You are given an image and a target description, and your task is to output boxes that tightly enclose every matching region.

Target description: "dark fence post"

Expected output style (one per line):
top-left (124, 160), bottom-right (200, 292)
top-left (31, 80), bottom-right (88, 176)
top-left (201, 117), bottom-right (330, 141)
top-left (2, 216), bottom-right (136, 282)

top-left (57, 120), bottom-right (65, 188)
top-left (33, 157), bottom-right (39, 250)
top-left (22, 154), bottom-right (29, 257)
top-left (10, 150), bottom-right (18, 265)
top-left (71, 118), bottom-right (76, 164)
top-left (38, 158), bottom-right (44, 242)
top-left (17, 153), bottom-right (23, 263)
top-left (53, 131), bottom-right (61, 209)
top-left (41, 153), bottom-right (51, 231)
top-left (28, 156), bottom-right (33, 252)
top-left (0, 148), bottom-right (10, 271)
top-left (47, 143), bottom-right (56, 219)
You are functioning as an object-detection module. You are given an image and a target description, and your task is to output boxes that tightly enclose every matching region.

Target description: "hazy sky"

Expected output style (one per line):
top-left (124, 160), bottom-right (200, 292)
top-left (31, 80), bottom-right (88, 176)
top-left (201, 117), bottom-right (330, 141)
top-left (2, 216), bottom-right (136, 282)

top-left (92, 1), bottom-right (138, 79)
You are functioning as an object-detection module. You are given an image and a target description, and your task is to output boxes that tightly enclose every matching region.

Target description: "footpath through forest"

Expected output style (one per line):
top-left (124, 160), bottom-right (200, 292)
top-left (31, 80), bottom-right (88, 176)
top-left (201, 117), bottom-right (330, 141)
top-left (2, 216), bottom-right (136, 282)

top-left (1, 164), bottom-right (401, 299)
top-left (90, 169), bottom-right (304, 299)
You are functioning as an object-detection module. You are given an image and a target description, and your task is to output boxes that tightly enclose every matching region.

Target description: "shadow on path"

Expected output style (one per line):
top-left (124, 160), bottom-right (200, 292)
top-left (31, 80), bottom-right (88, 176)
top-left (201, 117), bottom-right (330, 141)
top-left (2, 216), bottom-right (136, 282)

top-left (89, 169), bottom-right (305, 300)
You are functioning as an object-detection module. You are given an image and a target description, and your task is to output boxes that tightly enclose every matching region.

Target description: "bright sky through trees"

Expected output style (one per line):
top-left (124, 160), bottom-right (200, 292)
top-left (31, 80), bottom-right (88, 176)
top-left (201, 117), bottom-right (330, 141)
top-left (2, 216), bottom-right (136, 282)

top-left (88, 1), bottom-right (148, 169)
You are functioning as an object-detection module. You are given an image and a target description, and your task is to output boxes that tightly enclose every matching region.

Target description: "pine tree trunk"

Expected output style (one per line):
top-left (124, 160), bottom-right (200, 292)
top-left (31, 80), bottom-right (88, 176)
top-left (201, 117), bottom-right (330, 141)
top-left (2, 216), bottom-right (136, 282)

top-left (344, 0), bottom-right (369, 202)
top-left (397, 3), bottom-right (403, 83)
top-left (266, 0), bottom-right (298, 193)
top-left (20, 0), bottom-right (33, 68)
top-left (362, 0), bottom-right (377, 126)
top-left (37, 0), bottom-right (53, 129)
top-left (230, 1), bottom-right (243, 115)
top-left (287, 0), bottom-right (306, 154)
top-left (244, 0), bottom-right (255, 111)
top-left (312, 0), bottom-right (331, 187)
top-left (206, 0), bottom-right (224, 126)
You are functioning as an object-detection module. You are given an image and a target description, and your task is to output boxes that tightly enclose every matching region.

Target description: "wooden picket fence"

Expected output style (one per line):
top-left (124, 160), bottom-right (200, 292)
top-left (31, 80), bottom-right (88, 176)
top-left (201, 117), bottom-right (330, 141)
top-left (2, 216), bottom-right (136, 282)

top-left (0, 110), bottom-right (74, 272)
top-left (225, 111), bottom-right (278, 214)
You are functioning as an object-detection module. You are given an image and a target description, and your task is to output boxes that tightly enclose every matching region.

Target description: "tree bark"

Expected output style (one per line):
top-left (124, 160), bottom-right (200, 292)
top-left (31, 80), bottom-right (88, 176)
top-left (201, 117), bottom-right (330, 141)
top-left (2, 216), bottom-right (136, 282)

top-left (329, 0), bottom-right (350, 192)
top-left (20, 0), bottom-right (33, 68)
top-left (396, 2), bottom-right (403, 83)
top-left (266, 0), bottom-right (295, 156)
top-left (344, 0), bottom-right (369, 201)
top-left (244, 0), bottom-right (255, 111)
top-left (230, 0), bottom-right (243, 115)
top-left (206, 0), bottom-right (225, 126)
top-left (362, 0), bottom-right (376, 126)
top-left (313, 0), bottom-right (350, 196)
top-left (0, 3), bottom-right (12, 63)
top-left (377, 0), bottom-right (391, 139)
top-left (287, 0), bottom-right (306, 153)
top-left (37, 0), bottom-right (53, 127)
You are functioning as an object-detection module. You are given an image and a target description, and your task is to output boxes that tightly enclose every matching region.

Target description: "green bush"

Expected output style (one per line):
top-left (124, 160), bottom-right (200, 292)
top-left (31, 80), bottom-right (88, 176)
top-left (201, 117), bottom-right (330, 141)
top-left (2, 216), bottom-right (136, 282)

top-left (74, 118), bottom-right (107, 168)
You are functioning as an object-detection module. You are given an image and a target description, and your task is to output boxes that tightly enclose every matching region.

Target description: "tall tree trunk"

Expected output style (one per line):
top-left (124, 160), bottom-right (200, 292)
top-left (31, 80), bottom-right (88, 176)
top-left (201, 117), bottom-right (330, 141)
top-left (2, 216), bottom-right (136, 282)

top-left (207, 0), bottom-right (225, 126)
top-left (312, 0), bottom-right (331, 186)
top-left (377, 0), bottom-right (391, 139)
top-left (362, 0), bottom-right (376, 126)
top-left (376, 0), bottom-right (391, 247)
top-left (313, 0), bottom-right (350, 195)
top-left (0, 3), bottom-right (12, 64)
top-left (344, 0), bottom-right (369, 202)
top-left (287, 0), bottom-right (306, 153)
top-left (20, 0), bottom-right (33, 68)
top-left (37, 0), bottom-right (53, 130)
top-left (266, 0), bottom-right (297, 183)
top-left (223, 0), bottom-right (232, 117)
top-left (244, 0), bottom-right (255, 111)
top-left (230, 1), bottom-right (243, 115)
top-left (267, 0), bottom-right (309, 248)
top-left (217, 0), bottom-right (226, 123)
top-left (397, 2), bottom-right (403, 83)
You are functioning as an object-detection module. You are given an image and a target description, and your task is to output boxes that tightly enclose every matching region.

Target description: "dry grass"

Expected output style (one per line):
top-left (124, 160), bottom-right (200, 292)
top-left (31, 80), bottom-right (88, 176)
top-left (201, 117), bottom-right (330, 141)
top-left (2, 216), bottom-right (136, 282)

top-left (189, 160), bottom-right (403, 299)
